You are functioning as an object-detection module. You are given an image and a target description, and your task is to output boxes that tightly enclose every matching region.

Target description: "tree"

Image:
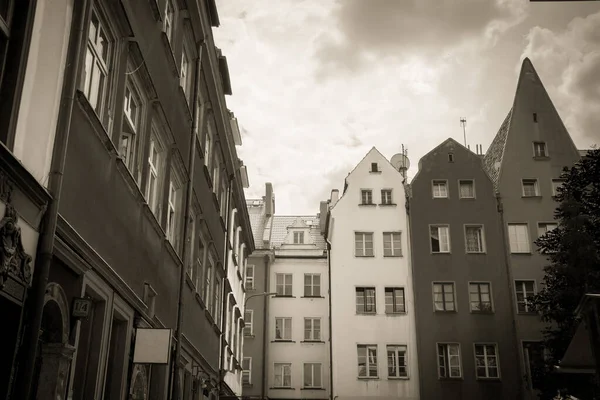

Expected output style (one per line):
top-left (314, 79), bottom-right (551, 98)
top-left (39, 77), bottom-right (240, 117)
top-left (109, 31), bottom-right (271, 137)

top-left (530, 148), bottom-right (600, 399)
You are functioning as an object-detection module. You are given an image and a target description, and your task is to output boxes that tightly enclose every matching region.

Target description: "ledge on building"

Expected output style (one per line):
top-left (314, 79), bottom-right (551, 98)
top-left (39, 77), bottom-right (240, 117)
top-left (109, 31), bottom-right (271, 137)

top-left (301, 387), bottom-right (326, 390)
top-left (274, 295), bottom-right (295, 298)
top-left (301, 296), bottom-right (325, 299)
top-left (185, 273), bottom-right (195, 290)
top-left (195, 292), bottom-right (206, 309)
top-left (271, 340), bottom-right (296, 343)
top-left (379, 203), bottom-right (397, 206)
top-left (357, 377), bottom-right (379, 381)
top-left (358, 203), bottom-right (376, 207)
top-left (244, 334), bottom-right (255, 339)
top-left (300, 340), bottom-right (325, 344)
top-left (269, 387), bottom-right (295, 390)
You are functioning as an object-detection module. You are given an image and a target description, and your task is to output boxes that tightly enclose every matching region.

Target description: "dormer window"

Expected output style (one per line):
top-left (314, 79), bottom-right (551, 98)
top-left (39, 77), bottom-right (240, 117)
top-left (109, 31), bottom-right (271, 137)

top-left (293, 231), bottom-right (304, 244)
top-left (370, 162), bottom-right (380, 172)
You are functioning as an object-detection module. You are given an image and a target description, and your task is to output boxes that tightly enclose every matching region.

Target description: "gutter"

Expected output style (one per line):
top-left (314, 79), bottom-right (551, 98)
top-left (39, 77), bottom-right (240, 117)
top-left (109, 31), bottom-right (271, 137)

top-left (172, 37), bottom-right (205, 399)
top-left (261, 252), bottom-right (270, 400)
top-left (326, 238), bottom-right (333, 400)
top-left (15, 0), bottom-right (91, 398)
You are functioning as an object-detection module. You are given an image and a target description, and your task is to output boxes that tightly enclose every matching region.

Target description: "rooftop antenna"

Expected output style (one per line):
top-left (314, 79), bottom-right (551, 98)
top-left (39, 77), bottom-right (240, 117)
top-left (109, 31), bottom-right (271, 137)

top-left (460, 117), bottom-right (467, 147)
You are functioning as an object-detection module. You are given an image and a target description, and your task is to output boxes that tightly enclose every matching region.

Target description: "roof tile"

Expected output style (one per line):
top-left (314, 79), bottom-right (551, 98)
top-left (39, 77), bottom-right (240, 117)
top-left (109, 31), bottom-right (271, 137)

top-left (483, 109), bottom-right (512, 191)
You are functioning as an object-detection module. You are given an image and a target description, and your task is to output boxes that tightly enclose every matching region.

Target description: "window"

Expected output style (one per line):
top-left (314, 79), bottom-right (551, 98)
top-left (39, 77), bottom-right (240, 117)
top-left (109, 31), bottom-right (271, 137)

top-left (361, 189), bottom-right (373, 205)
top-left (180, 40), bottom-right (192, 103)
top-left (83, 7), bottom-right (112, 118)
top-left (371, 162), bottom-right (379, 172)
top-left (537, 222), bottom-right (557, 237)
top-left (164, 0), bottom-right (175, 43)
top-left (522, 179), bottom-right (540, 197)
top-left (459, 180), bottom-right (475, 198)
top-left (508, 224), bottom-right (530, 253)
top-left (383, 232), bottom-right (402, 256)
top-left (551, 179), bottom-right (565, 197)
top-left (469, 282), bottom-right (492, 312)
top-left (243, 310), bottom-right (253, 336)
top-left (204, 121), bottom-right (213, 170)
top-left (430, 225), bottom-right (450, 253)
top-left (242, 357), bottom-right (252, 385)
top-left (356, 287), bottom-right (376, 314)
top-left (275, 317), bottom-right (292, 340)
top-left (533, 141), bottom-right (547, 157)
top-left (432, 180), bottom-right (448, 198)
top-left (533, 113), bottom-right (538, 123)
top-left (274, 363), bottom-right (292, 388)
top-left (357, 345), bottom-right (378, 378)
top-left (120, 78), bottom-right (143, 172)
top-left (304, 274), bottom-right (321, 297)
top-left (524, 342), bottom-right (545, 389)
top-left (186, 212), bottom-right (196, 279)
top-left (385, 288), bottom-right (405, 313)
top-left (166, 178), bottom-right (182, 247)
top-left (245, 264), bottom-right (254, 290)
top-left (214, 278), bottom-right (221, 326)
top-left (515, 280), bottom-right (536, 314)
top-left (0, 1), bottom-right (14, 87)
top-left (355, 232), bottom-right (374, 257)
top-left (304, 318), bottom-right (321, 341)
top-left (293, 231), bottom-right (304, 244)
top-left (145, 132), bottom-right (164, 216)
top-left (212, 150), bottom-right (221, 194)
top-left (303, 363), bottom-right (322, 388)
top-left (474, 344), bottom-right (499, 378)
top-left (204, 255), bottom-right (214, 309)
top-left (465, 225), bottom-right (485, 253)
top-left (381, 189), bottom-right (393, 204)
top-left (195, 231), bottom-right (206, 290)
top-left (437, 343), bottom-right (461, 378)
top-left (433, 282), bottom-right (455, 312)
top-left (275, 273), bottom-right (292, 296)
top-left (387, 345), bottom-right (408, 378)
top-left (448, 153), bottom-right (454, 162)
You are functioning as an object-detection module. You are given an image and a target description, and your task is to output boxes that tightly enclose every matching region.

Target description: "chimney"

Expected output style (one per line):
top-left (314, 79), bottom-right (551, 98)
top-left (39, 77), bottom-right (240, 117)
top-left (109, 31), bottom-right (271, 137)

top-left (330, 189), bottom-right (339, 207)
top-left (265, 183), bottom-right (274, 217)
top-left (319, 201), bottom-right (328, 234)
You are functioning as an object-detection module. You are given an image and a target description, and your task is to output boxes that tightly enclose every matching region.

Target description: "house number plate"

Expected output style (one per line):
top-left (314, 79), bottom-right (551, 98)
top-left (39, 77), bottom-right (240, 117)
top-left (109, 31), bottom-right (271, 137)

top-left (72, 297), bottom-right (92, 318)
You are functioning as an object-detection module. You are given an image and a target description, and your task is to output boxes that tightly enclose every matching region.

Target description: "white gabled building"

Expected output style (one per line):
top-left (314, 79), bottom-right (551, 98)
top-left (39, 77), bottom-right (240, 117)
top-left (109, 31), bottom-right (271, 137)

top-left (327, 147), bottom-right (420, 400)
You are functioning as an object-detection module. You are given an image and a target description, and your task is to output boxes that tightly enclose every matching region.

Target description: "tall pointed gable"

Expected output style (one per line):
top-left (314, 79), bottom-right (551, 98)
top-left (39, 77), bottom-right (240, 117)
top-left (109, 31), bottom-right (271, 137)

top-left (484, 57), bottom-right (580, 191)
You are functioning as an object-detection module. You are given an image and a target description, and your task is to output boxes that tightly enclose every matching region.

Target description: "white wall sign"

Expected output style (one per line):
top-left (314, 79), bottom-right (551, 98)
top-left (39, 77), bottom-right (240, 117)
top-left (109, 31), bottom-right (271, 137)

top-left (133, 328), bottom-right (173, 364)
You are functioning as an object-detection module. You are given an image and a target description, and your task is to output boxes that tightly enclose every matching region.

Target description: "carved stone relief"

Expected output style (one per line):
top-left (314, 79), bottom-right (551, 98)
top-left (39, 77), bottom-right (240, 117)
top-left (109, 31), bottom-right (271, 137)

top-left (0, 203), bottom-right (33, 288)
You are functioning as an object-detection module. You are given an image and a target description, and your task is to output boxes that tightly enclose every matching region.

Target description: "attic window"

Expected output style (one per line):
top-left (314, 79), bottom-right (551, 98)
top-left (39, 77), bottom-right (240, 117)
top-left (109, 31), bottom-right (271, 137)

top-left (370, 162), bottom-right (380, 172)
top-left (533, 113), bottom-right (538, 123)
top-left (448, 153), bottom-right (454, 163)
top-left (293, 231), bottom-right (304, 244)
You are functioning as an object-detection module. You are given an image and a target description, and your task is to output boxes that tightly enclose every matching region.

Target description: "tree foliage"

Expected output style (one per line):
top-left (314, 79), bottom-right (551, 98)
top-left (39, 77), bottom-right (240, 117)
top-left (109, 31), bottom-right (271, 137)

top-left (530, 148), bottom-right (600, 399)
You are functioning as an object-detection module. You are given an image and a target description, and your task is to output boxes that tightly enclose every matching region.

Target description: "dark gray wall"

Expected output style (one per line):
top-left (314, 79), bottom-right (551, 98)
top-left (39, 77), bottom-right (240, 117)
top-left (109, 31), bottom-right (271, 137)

top-left (410, 139), bottom-right (520, 400)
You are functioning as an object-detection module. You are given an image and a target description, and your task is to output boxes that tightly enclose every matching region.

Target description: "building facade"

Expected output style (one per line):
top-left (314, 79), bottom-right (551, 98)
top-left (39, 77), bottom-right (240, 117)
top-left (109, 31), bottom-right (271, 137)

top-left (483, 58), bottom-right (583, 399)
top-left (410, 138), bottom-right (521, 399)
top-left (327, 148), bottom-right (420, 400)
top-left (266, 214), bottom-right (330, 400)
top-left (4, 0), bottom-right (254, 399)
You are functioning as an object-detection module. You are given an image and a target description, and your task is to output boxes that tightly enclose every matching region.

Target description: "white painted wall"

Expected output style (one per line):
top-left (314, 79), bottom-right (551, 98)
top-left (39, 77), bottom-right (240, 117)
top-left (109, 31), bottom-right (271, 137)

top-left (329, 148), bottom-right (420, 400)
top-left (13, 0), bottom-right (73, 186)
top-left (267, 257), bottom-right (330, 399)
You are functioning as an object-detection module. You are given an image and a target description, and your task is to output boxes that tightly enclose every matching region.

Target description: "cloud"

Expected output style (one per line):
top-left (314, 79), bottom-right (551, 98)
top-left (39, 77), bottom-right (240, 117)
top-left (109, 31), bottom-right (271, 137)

top-left (313, 0), bottom-right (527, 79)
top-left (522, 11), bottom-right (600, 146)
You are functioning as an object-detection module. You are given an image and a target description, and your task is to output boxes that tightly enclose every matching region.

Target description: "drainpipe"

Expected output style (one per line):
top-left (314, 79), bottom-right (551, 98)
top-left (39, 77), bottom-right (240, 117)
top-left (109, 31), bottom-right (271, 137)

top-left (261, 252), bottom-right (270, 400)
top-left (15, 0), bottom-right (91, 398)
top-left (496, 195), bottom-right (524, 399)
top-left (172, 37), bottom-right (205, 400)
top-left (326, 240), bottom-right (334, 400)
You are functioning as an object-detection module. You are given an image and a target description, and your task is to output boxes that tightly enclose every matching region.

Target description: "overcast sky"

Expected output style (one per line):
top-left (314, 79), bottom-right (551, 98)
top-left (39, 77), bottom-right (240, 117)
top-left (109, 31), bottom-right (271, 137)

top-left (213, 0), bottom-right (600, 215)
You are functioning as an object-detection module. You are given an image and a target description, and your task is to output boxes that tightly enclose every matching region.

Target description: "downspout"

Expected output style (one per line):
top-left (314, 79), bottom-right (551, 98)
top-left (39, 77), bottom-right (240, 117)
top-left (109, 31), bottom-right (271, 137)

top-left (218, 175), bottom-right (234, 398)
top-left (261, 252), bottom-right (270, 400)
top-left (172, 37), bottom-right (205, 400)
top-left (15, 0), bottom-right (91, 398)
top-left (496, 195), bottom-right (523, 399)
top-left (326, 240), bottom-right (333, 400)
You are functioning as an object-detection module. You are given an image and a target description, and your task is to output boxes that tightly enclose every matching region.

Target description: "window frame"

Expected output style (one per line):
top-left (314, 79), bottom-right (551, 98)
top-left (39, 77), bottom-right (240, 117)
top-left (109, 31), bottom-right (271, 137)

top-left (243, 309), bottom-right (253, 336)
top-left (381, 189), bottom-right (393, 205)
top-left (357, 344), bottom-right (379, 378)
top-left (383, 231), bottom-right (402, 257)
top-left (360, 189), bottom-right (373, 205)
top-left (384, 287), bottom-right (406, 314)
top-left (521, 178), bottom-right (540, 197)
top-left (273, 363), bottom-right (292, 388)
top-left (464, 224), bottom-right (486, 253)
top-left (145, 124), bottom-right (167, 217)
top-left (242, 357), bottom-right (252, 385)
top-left (429, 224), bottom-right (451, 253)
top-left (166, 170), bottom-right (184, 249)
top-left (437, 343), bottom-right (462, 379)
top-left (293, 231), bottom-right (304, 244)
top-left (356, 287), bottom-right (377, 314)
top-left (515, 280), bottom-right (536, 314)
top-left (274, 317), bottom-right (292, 341)
top-left (387, 344), bottom-right (408, 379)
top-left (433, 282), bottom-right (456, 312)
top-left (354, 232), bottom-right (374, 257)
top-left (245, 264), bottom-right (255, 290)
top-left (119, 70), bottom-right (146, 174)
top-left (303, 363), bottom-right (322, 388)
top-left (163, 0), bottom-right (176, 44)
top-left (537, 222), bottom-right (558, 238)
top-left (458, 179), bottom-right (475, 199)
top-left (532, 141), bottom-right (548, 158)
top-left (303, 317), bottom-right (321, 341)
top-left (304, 273), bottom-right (321, 297)
top-left (275, 273), bottom-right (293, 297)
top-left (473, 343), bottom-right (500, 379)
top-left (468, 281), bottom-right (493, 313)
top-left (507, 223), bottom-right (531, 254)
top-left (432, 179), bottom-right (449, 198)
top-left (551, 179), bottom-right (565, 197)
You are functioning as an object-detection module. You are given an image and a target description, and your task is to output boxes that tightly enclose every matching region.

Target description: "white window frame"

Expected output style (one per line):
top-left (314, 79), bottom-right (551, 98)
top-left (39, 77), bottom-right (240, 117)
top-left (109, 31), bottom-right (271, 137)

top-left (275, 273), bottom-right (292, 296)
top-left (120, 74), bottom-right (144, 173)
top-left (432, 180), bottom-right (448, 198)
top-left (464, 225), bottom-right (485, 253)
top-left (357, 344), bottom-right (378, 378)
top-left (304, 317), bottom-right (321, 341)
top-left (354, 232), bottom-right (374, 257)
top-left (214, 277), bottom-right (221, 326)
top-left (186, 211), bottom-right (196, 279)
top-left (537, 222), bottom-right (557, 238)
top-left (195, 229), bottom-right (207, 290)
top-left (204, 253), bottom-right (214, 309)
top-left (243, 309), bottom-right (253, 336)
top-left (242, 357), bottom-right (252, 385)
top-left (164, 0), bottom-right (175, 44)
top-left (387, 344), bottom-right (408, 378)
top-left (430, 225), bottom-right (450, 253)
top-left (384, 287), bottom-right (406, 314)
top-left (212, 149), bottom-right (221, 195)
top-left (303, 363), bottom-right (322, 388)
top-left (433, 282), bottom-right (456, 312)
top-left (204, 120), bottom-right (214, 170)
top-left (383, 232), bottom-right (402, 257)
top-left (437, 343), bottom-right (462, 378)
top-left (293, 231), bottom-right (304, 244)
top-left (515, 280), bottom-right (536, 314)
top-left (245, 264), bottom-right (255, 290)
top-left (474, 343), bottom-right (500, 379)
top-left (360, 189), bottom-right (373, 205)
top-left (145, 129), bottom-right (165, 216)
top-left (458, 179), bottom-right (475, 199)
top-left (551, 179), bottom-right (565, 197)
top-left (507, 223), bottom-right (530, 253)
top-left (273, 363), bottom-right (292, 388)
top-left (166, 177), bottom-right (181, 245)
top-left (522, 179), bottom-right (540, 197)
top-left (533, 141), bottom-right (548, 158)
top-left (304, 273), bottom-right (321, 297)
top-left (356, 287), bottom-right (376, 314)
top-left (275, 317), bottom-right (292, 341)
top-left (381, 189), bottom-right (393, 205)
top-left (468, 282), bottom-right (493, 313)
top-left (180, 35), bottom-right (193, 103)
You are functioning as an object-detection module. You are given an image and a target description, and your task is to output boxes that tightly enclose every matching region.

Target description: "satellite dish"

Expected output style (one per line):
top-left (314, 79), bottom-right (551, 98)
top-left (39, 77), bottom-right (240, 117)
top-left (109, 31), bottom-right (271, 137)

top-left (391, 153), bottom-right (411, 172)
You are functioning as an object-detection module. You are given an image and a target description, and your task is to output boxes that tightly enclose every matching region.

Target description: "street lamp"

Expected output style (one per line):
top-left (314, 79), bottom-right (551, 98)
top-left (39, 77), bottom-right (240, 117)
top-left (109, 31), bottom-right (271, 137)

top-left (244, 292), bottom-right (277, 308)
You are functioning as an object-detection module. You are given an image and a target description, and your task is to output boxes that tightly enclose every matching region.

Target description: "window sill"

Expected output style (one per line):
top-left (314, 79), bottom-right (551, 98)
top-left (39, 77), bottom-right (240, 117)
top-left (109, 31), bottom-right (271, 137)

top-left (356, 312), bottom-right (377, 316)
top-left (301, 296), bottom-right (324, 299)
top-left (358, 377), bottom-right (379, 381)
top-left (354, 255), bottom-right (375, 258)
top-left (75, 90), bottom-right (115, 153)
top-left (511, 252), bottom-right (532, 255)
top-left (431, 252), bottom-right (452, 255)
top-left (195, 292), bottom-right (206, 310)
top-left (236, 268), bottom-right (243, 281)
top-left (434, 310), bottom-right (458, 314)
top-left (244, 334), bottom-right (255, 339)
top-left (212, 192), bottom-right (220, 211)
top-left (432, 197), bottom-right (449, 200)
top-left (459, 197), bottom-right (476, 200)
top-left (115, 157), bottom-right (145, 205)
top-left (533, 156), bottom-right (550, 161)
top-left (160, 31), bottom-right (179, 76)
top-left (385, 312), bottom-right (407, 316)
top-left (274, 295), bottom-right (295, 298)
top-left (203, 164), bottom-right (213, 189)
top-left (383, 254), bottom-right (403, 258)
top-left (185, 273), bottom-right (195, 291)
top-left (301, 340), bottom-right (325, 344)
top-left (212, 321), bottom-right (221, 335)
top-left (220, 215), bottom-right (226, 232)
top-left (205, 309), bottom-right (215, 325)
top-left (165, 238), bottom-right (184, 270)
top-left (388, 376), bottom-right (409, 380)
top-left (379, 203), bottom-right (397, 207)
top-left (358, 203), bottom-right (377, 207)
top-left (271, 340), bottom-right (296, 343)
top-left (439, 377), bottom-right (463, 381)
top-left (142, 203), bottom-right (166, 239)
top-left (301, 387), bottom-right (326, 390)
top-left (270, 387), bottom-right (295, 390)
top-left (242, 383), bottom-right (253, 388)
